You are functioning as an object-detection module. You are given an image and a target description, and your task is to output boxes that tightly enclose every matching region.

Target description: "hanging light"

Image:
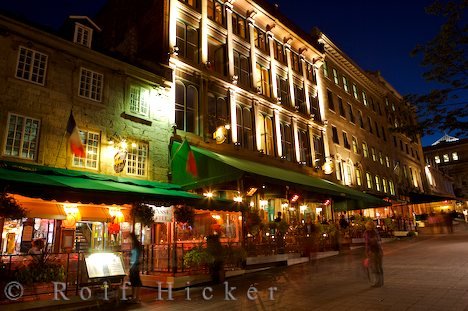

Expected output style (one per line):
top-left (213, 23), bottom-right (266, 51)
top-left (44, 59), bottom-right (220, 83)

top-left (204, 192), bottom-right (214, 198)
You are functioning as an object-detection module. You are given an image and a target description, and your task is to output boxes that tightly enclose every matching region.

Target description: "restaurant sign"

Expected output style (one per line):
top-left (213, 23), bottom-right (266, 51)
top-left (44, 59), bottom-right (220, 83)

top-left (114, 149), bottom-right (128, 173)
top-left (152, 205), bottom-right (173, 223)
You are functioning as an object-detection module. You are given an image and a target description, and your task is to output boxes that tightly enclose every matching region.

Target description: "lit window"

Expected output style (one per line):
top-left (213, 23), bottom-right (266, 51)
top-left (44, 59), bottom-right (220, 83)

top-left (255, 63), bottom-right (271, 97)
top-left (385, 156), bottom-right (390, 168)
top-left (15, 46), bottom-right (48, 85)
top-left (127, 142), bottom-right (148, 176)
top-left (129, 85), bottom-right (150, 117)
top-left (342, 76), bottom-right (349, 92)
top-left (382, 178), bottom-right (388, 193)
top-left (74, 23), bottom-right (93, 48)
top-left (389, 180), bottom-right (395, 195)
top-left (352, 136), bottom-right (358, 153)
top-left (366, 172), bottom-right (373, 189)
top-left (73, 130), bottom-right (100, 169)
top-left (4, 113), bottom-right (40, 160)
top-left (362, 142), bottom-right (368, 158)
top-left (79, 67), bottom-right (103, 101)
top-left (332, 68), bottom-right (339, 85)
top-left (258, 113), bottom-right (274, 156)
top-left (443, 154), bottom-right (449, 162)
top-left (352, 84), bottom-right (359, 100)
top-left (375, 176), bottom-right (381, 192)
top-left (452, 152), bottom-right (459, 161)
top-left (434, 155), bottom-right (440, 163)
top-left (362, 91), bottom-right (368, 106)
top-left (355, 168), bottom-right (362, 186)
top-left (323, 61), bottom-right (329, 78)
top-left (379, 152), bottom-right (384, 165)
top-left (371, 147), bottom-right (377, 161)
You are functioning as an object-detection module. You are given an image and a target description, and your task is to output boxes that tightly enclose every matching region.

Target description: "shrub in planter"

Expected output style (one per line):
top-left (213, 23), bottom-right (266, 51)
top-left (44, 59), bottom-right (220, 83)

top-left (183, 245), bottom-right (214, 270)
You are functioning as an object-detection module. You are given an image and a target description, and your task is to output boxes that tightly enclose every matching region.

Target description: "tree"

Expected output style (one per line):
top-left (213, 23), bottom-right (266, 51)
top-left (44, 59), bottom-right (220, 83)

top-left (406, 0), bottom-right (467, 137)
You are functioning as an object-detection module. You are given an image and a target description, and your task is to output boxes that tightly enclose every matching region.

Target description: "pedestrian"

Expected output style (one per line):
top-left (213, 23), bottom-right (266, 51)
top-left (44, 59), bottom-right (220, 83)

top-left (339, 214), bottom-right (349, 229)
top-left (129, 232), bottom-right (142, 303)
top-left (28, 238), bottom-right (44, 255)
top-left (364, 220), bottom-right (384, 287)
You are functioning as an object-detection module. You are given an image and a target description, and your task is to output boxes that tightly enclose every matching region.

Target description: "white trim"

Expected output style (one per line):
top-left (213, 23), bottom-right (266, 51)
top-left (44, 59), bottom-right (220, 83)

top-left (15, 46), bottom-right (48, 86)
top-left (73, 23), bottom-right (93, 48)
top-left (3, 112), bottom-right (41, 160)
top-left (78, 67), bottom-right (104, 102)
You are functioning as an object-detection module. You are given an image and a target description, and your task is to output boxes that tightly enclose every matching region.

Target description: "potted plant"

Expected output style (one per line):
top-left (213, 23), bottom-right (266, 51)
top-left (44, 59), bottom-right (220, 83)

top-left (174, 205), bottom-right (195, 226)
top-left (131, 203), bottom-right (155, 227)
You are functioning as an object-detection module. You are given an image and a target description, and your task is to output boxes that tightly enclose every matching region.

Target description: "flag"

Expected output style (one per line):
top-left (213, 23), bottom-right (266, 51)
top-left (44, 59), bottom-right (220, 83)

top-left (66, 112), bottom-right (86, 157)
top-left (184, 140), bottom-right (198, 177)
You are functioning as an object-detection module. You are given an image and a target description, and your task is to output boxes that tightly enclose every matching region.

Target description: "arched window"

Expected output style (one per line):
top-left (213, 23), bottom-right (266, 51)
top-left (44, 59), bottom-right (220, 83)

top-left (280, 123), bottom-right (293, 161)
top-left (176, 21), bottom-right (199, 63)
top-left (258, 113), bottom-right (274, 155)
top-left (236, 106), bottom-right (253, 150)
top-left (207, 92), bottom-right (228, 136)
top-left (298, 129), bottom-right (310, 165)
top-left (175, 81), bottom-right (198, 133)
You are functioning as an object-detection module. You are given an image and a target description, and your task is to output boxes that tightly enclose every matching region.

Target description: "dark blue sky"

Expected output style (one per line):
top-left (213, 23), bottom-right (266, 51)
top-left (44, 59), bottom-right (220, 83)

top-left (0, 0), bottom-right (453, 146)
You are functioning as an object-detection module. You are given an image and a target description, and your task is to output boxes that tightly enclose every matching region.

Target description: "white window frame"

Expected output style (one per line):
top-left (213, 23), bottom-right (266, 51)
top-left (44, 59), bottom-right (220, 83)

top-left (389, 180), bottom-right (395, 195)
top-left (342, 76), bottom-right (349, 93)
top-left (74, 23), bottom-right (93, 48)
top-left (443, 154), bottom-right (449, 162)
top-left (78, 67), bottom-right (103, 102)
top-left (72, 130), bottom-right (100, 169)
top-left (355, 168), bottom-right (362, 186)
top-left (129, 85), bottom-right (150, 117)
top-left (126, 141), bottom-right (148, 177)
top-left (332, 68), bottom-right (339, 85)
top-left (385, 156), bottom-right (391, 168)
top-left (452, 152), bottom-right (458, 161)
top-left (434, 155), bottom-right (440, 164)
top-left (15, 46), bottom-right (48, 85)
top-left (352, 136), bottom-right (358, 153)
top-left (366, 172), bottom-right (373, 189)
top-left (4, 113), bottom-right (40, 160)
top-left (375, 175), bottom-right (381, 192)
top-left (382, 178), bottom-right (388, 193)
top-left (362, 142), bottom-right (368, 158)
top-left (352, 84), bottom-right (359, 100)
top-left (362, 91), bottom-right (368, 106)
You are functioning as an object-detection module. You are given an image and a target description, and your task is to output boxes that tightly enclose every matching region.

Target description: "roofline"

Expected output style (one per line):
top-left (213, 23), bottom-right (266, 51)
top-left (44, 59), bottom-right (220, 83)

top-left (68, 15), bottom-right (102, 31)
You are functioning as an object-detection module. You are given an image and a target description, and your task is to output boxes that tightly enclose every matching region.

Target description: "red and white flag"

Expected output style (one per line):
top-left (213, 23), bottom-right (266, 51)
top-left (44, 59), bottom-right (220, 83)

top-left (66, 113), bottom-right (86, 157)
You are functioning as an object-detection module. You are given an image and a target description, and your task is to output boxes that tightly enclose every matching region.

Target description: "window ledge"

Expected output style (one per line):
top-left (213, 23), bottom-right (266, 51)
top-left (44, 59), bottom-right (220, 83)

top-left (120, 112), bottom-right (152, 126)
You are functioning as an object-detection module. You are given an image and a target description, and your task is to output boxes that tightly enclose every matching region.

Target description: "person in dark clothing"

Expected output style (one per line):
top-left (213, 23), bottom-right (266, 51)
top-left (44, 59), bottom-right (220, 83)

top-left (339, 215), bottom-right (349, 229)
top-left (364, 221), bottom-right (384, 287)
top-left (129, 232), bottom-right (142, 303)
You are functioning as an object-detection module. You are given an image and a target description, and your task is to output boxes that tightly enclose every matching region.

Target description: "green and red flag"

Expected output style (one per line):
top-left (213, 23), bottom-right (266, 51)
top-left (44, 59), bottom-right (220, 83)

top-left (185, 141), bottom-right (198, 177)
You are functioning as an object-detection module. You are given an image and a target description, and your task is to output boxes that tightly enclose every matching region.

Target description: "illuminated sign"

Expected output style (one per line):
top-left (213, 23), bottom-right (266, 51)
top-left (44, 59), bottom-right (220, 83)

top-left (151, 206), bottom-right (173, 223)
top-left (213, 126), bottom-right (228, 144)
top-left (84, 252), bottom-right (126, 279)
top-left (114, 149), bottom-right (128, 173)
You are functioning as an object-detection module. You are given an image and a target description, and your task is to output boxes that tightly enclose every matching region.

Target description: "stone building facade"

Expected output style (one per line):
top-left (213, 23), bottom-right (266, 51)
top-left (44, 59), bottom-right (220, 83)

top-left (0, 14), bottom-right (173, 182)
top-left (318, 34), bottom-right (427, 213)
top-left (424, 135), bottom-right (468, 199)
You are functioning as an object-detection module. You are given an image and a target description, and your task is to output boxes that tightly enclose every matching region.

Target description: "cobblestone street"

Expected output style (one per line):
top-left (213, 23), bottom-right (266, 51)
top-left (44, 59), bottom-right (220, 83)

top-left (122, 227), bottom-right (468, 311)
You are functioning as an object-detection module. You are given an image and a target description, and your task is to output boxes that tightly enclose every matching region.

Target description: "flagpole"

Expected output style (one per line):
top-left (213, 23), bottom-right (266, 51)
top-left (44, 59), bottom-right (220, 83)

top-left (54, 129), bottom-right (68, 167)
top-left (55, 109), bottom-right (73, 167)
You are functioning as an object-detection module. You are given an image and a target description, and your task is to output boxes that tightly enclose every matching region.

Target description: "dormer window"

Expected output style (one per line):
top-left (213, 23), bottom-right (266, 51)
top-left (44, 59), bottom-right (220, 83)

top-left (74, 23), bottom-right (93, 48)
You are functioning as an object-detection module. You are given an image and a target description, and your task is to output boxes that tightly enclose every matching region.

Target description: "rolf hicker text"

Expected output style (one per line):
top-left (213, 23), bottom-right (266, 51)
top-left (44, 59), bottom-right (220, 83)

top-left (46, 281), bottom-right (278, 302)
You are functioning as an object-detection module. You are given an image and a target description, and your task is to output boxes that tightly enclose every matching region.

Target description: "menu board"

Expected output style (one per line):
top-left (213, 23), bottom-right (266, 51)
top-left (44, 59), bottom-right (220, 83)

top-left (84, 252), bottom-right (126, 279)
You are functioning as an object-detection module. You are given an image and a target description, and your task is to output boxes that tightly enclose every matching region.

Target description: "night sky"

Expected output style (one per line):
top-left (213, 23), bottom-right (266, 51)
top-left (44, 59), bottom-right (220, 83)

top-left (0, 0), bottom-right (456, 146)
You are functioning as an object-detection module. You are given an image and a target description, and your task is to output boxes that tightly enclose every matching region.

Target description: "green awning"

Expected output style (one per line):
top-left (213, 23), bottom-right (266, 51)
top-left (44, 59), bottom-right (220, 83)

top-left (0, 161), bottom-right (239, 211)
top-left (171, 141), bottom-right (389, 208)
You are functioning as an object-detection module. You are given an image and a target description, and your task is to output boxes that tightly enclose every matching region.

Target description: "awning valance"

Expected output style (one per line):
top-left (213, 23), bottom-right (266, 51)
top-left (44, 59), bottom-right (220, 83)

top-left (170, 141), bottom-right (389, 208)
top-left (409, 192), bottom-right (457, 204)
top-left (0, 161), bottom-right (240, 211)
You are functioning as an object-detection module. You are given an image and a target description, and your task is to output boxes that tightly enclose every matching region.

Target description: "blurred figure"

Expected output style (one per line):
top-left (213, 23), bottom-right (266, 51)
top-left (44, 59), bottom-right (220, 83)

top-left (28, 238), bottom-right (44, 255)
top-left (129, 232), bottom-right (142, 303)
top-left (364, 221), bottom-right (384, 287)
top-left (339, 214), bottom-right (349, 229)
